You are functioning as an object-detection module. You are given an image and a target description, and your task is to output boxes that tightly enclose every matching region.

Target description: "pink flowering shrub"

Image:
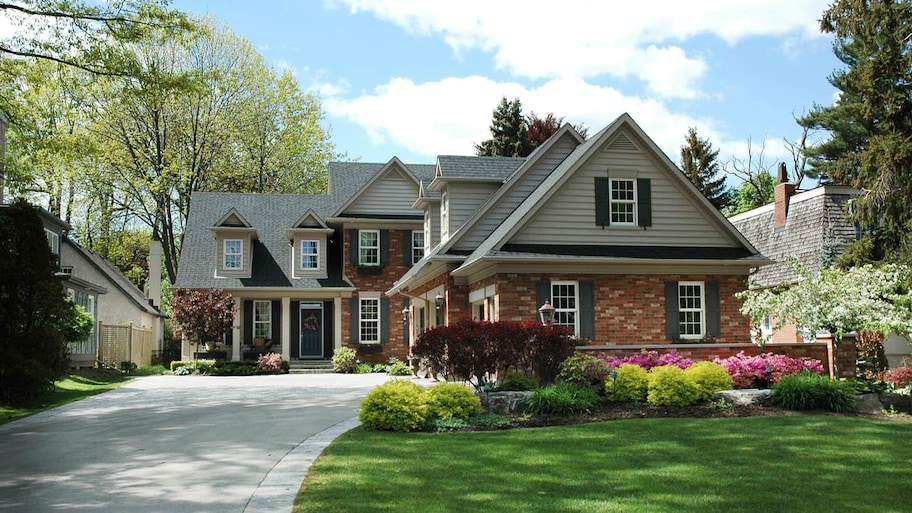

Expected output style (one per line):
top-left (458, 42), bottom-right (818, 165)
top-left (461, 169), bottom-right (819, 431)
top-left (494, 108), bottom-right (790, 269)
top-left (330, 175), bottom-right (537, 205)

top-left (885, 362), bottom-right (912, 388)
top-left (600, 351), bottom-right (694, 371)
top-left (713, 352), bottom-right (824, 389)
top-left (256, 352), bottom-right (284, 374)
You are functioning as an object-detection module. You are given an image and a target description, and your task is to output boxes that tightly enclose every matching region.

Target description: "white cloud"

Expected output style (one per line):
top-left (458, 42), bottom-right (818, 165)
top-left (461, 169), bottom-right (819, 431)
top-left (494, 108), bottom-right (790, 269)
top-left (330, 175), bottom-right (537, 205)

top-left (332, 0), bottom-right (828, 99)
top-left (325, 75), bottom-right (731, 160)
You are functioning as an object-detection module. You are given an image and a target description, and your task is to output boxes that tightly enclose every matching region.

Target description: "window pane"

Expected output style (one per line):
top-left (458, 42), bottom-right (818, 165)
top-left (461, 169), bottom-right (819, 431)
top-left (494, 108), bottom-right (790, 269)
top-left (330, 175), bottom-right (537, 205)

top-left (360, 299), bottom-right (380, 343)
top-left (677, 283), bottom-right (704, 337)
top-left (301, 240), bottom-right (318, 269)
top-left (254, 301), bottom-right (271, 338)
top-left (359, 231), bottom-right (379, 266)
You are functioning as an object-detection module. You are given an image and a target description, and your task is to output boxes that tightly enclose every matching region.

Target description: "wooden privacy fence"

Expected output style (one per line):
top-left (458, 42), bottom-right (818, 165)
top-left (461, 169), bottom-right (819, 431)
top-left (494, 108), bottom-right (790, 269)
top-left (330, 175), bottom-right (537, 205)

top-left (97, 322), bottom-right (153, 369)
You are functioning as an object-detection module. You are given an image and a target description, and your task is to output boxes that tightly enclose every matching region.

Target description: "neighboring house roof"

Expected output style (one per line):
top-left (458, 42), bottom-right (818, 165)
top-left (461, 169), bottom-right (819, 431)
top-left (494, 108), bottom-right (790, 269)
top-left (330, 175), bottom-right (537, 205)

top-left (435, 155), bottom-right (526, 180)
top-left (729, 185), bottom-right (859, 288)
top-left (63, 238), bottom-right (164, 317)
top-left (176, 192), bottom-right (351, 289)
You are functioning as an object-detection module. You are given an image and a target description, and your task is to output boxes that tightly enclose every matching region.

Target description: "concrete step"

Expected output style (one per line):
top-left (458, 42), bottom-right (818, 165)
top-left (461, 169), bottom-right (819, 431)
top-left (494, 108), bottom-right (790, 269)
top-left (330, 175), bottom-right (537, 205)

top-left (288, 360), bottom-right (334, 374)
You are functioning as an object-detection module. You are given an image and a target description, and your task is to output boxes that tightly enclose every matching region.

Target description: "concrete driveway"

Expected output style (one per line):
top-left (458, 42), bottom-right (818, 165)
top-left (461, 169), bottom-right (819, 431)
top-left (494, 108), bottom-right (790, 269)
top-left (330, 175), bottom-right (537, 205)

top-left (0, 373), bottom-right (413, 512)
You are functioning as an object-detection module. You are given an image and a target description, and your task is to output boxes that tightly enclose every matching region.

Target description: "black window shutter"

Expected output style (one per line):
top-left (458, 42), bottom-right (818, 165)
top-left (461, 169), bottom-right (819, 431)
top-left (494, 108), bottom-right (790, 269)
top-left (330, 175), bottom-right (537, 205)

top-left (349, 230), bottom-right (358, 266)
top-left (403, 230), bottom-right (412, 266)
top-left (637, 178), bottom-right (652, 227)
top-left (665, 281), bottom-right (679, 340)
top-left (594, 177), bottom-right (610, 227)
top-left (243, 300), bottom-right (253, 346)
top-left (380, 230), bottom-right (389, 266)
top-left (536, 280), bottom-right (551, 313)
top-left (706, 281), bottom-right (721, 337)
top-left (271, 300), bottom-right (281, 344)
top-left (579, 280), bottom-right (595, 339)
top-left (381, 297), bottom-right (390, 343)
top-left (290, 301), bottom-right (300, 358)
top-left (349, 297), bottom-right (359, 344)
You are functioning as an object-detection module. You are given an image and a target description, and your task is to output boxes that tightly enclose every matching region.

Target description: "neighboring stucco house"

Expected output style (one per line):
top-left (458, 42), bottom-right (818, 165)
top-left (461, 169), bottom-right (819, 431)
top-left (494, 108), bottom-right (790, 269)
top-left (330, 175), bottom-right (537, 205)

top-left (730, 178), bottom-right (909, 368)
top-left (176, 114), bottom-right (769, 364)
top-left (32, 207), bottom-right (165, 367)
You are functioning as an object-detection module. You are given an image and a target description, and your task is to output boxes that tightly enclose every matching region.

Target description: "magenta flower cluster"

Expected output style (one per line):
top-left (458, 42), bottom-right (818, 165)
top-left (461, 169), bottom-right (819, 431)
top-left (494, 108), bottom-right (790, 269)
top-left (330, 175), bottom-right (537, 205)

top-left (713, 351), bottom-right (824, 389)
top-left (601, 351), bottom-right (694, 371)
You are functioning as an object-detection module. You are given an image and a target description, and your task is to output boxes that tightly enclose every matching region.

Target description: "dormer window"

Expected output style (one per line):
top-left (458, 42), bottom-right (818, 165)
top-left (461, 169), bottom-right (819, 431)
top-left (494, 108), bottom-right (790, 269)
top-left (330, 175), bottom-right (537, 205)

top-left (224, 239), bottom-right (243, 269)
top-left (359, 230), bottom-right (380, 266)
top-left (301, 240), bottom-right (319, 270)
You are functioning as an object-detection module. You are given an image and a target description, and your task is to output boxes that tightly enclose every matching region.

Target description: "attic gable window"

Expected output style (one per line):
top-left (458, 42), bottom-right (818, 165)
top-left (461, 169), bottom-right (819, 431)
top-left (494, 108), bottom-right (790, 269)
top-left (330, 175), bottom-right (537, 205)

top-left (610, 178), bottom-right (636, 225)
top-left (224, 239), bottom-right (243, 269)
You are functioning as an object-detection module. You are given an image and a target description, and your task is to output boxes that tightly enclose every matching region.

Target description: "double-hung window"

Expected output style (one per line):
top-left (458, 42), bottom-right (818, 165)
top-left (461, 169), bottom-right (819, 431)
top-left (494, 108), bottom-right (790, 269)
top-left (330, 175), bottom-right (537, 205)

top-left (254, 300), bottom-right (271, 339)
top-left (551, 281), bottom-right (579, 335)
top-left (610, 178), bottom-right (636, 225)
top-left (45, 229), bottom-right (60, 257)
top-left (359, 230), bottom-right (379, 266)
top-left (300, 240), bottom-right (319, 270)
top-left (677, 281), bottom-right (705, 338)
top-left (224, 239), bottom-right (243, 269)
top-left (412, 231), bottom-right (424, 264)
top-left (359, 298), bottom-right (380, 344)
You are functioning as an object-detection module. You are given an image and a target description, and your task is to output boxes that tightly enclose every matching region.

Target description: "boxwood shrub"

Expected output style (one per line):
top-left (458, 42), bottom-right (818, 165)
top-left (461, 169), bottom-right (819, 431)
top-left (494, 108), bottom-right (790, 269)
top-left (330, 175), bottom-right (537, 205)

top-left (425, 382), bottom-right (483, 421)
top-left (684, 361), bottom-right (734, 401)
top-left (647, 365), bottom-right (701, 406)
top-left (605, 363), bottom-right (649, 402)
top-left (359, 380), bottom-right (428, 432)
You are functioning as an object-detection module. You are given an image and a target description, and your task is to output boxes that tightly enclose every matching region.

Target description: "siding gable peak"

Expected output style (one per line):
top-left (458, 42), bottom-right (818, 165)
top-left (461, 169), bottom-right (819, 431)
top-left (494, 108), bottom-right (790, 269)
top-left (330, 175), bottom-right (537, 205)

top-left (332, 157), bottom-right (425, 218)
top-left (214, 208), bottom-right (252, 228)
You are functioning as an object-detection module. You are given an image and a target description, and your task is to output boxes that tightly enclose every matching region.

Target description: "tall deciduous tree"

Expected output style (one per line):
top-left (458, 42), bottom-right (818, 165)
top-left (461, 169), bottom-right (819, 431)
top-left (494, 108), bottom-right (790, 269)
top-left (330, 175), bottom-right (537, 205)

top-left (679, 127), bottom-right (731, 210)
top-left (476, 97), bottom-right (531, 157)
top-left (798, 0), bottom-right (912, 263)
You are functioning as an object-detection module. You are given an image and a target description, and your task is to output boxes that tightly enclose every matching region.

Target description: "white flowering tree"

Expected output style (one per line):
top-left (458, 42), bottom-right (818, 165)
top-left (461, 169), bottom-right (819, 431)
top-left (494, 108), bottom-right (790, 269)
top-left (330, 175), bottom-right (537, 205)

top-left (738, 263), bottom-right (912, 373)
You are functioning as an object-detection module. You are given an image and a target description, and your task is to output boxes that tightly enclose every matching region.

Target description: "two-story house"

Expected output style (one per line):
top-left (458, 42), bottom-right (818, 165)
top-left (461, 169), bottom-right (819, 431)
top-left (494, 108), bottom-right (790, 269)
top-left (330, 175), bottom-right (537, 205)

top-left (176, 114), bottom-right (771, 364)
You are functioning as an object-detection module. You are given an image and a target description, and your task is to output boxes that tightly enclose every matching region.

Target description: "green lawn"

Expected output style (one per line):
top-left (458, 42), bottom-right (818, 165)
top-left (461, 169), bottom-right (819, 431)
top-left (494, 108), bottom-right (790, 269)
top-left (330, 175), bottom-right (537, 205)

top-left (295, 415), bottom-right (912, 513)
top-left (0, 372), bottom-right (131, 425)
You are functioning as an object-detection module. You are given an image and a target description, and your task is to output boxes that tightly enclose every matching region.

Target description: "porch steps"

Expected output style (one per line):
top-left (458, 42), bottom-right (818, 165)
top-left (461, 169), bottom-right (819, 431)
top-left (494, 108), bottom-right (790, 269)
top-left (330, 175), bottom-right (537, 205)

top-left (288, 359), bottom-right (335, 374)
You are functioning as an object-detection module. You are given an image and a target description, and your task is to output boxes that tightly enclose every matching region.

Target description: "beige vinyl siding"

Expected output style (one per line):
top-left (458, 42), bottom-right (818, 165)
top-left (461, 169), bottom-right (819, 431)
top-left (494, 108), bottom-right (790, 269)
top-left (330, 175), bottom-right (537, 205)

top-left (454, 132), bottom-right (578, 252)
top-left (292, 234), bottom-right (327, 279)
top-left (511, 129), bottom-right (738, 247)
top-left (426, 205), bottom-right (441, 250)
top-left (346, 169), bottom-right (422, 216)
top-left (446, 182), bottom-right (501, 235)
top-left (215, 234), bottom-right (253, 278)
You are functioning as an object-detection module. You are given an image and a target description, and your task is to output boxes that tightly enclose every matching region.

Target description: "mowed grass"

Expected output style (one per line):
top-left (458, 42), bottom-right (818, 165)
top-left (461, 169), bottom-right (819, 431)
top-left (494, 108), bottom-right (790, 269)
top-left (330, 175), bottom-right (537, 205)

top-left (295, 415), bottom-right (912, 513)
top-left (0, 372), bottom-right (130, 425)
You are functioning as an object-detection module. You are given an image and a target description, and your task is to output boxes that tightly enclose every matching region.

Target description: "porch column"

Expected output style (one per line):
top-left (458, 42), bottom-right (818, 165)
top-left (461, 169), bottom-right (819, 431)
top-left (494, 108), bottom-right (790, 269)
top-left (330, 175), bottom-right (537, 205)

top-left (334, 297), bottom-right (342, 350)
top-left (282, 297), bottom-right (291, 360)
top-left (232, 297), bottom-right (242, 362)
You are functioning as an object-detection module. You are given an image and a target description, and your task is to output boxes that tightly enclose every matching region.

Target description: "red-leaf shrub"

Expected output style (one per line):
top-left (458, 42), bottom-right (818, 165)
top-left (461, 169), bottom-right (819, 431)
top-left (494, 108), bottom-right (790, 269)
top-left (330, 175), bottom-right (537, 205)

top-left (170, 288), bottom-right (236, 345)
top-left (885, 362), bottom-right (912, 388)
top-left (412, 323), bottom-right (452, 378)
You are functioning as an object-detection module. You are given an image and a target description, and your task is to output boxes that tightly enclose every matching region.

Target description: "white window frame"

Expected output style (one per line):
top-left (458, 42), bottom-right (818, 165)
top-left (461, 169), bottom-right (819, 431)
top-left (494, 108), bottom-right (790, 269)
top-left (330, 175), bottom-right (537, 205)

top-left (440, 190), bottom-right (449, 241)
top-left (609, 178), bottom-right (636, 226)
top-left (253, 300), bottom-right (271, 340)
top-left (358, 230), bottom-right (379, 266)
top-left (300, 240), bottom-right (319, 270)
top-left (45, 229), bottom-right (60, 256)
top-left (551, 281), bottom-right (579, 336)
top-left (412, 231), bottom-right (424, 264)
top-left (224, 239), bottom-right (243, 270)
top-left (678, 281), bottom-right (705, 339)
top-left (359, 297), bottom-right (381, 344)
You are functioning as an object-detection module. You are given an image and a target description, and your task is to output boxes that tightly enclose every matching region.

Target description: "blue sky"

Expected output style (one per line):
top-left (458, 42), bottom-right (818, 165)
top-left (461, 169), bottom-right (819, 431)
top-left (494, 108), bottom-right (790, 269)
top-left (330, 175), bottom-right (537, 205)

top-left (173, 1), bottom-right (841, 177)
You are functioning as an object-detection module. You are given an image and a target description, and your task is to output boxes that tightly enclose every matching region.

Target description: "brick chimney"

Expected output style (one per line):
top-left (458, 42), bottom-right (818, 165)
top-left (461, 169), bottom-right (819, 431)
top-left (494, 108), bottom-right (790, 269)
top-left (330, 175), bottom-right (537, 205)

top-left (774, 162), bottom-right (796, 228)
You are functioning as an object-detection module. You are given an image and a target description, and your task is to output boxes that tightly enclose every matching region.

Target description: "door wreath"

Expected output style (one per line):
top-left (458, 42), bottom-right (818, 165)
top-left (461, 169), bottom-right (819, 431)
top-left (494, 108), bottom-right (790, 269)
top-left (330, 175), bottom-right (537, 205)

top-left (302, 312), bottom-right (321, 332)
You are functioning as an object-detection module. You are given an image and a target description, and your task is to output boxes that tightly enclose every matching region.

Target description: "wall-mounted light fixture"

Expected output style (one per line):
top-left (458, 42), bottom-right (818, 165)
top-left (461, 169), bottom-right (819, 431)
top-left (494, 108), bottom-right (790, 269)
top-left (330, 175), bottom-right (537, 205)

top-left (402, 307), bottom-right (409, 325)
top-left (538, 299), bottom-right (555, 325)
top-left (435, 293), bottom-right (445, 311)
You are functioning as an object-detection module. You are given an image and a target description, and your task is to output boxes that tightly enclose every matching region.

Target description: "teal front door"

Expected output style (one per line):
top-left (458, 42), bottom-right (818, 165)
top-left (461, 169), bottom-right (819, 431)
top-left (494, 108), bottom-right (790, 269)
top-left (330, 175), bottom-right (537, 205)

top-left (300, 303), bottom-right (323, 358)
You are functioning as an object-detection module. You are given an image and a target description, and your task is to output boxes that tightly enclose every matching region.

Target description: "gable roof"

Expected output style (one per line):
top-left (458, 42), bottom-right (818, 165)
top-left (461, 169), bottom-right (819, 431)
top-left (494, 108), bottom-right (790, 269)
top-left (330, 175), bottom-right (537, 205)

top-left (729, 185), bottom-right (859, 287)
top-left (332, 157), bottom-right (421, 217)
top-left (63, 238), bottom-right (164, 317)
top-left (430, 155), bottom-right (525, 190)
top-left (452, 113), bottom-right (766, 277)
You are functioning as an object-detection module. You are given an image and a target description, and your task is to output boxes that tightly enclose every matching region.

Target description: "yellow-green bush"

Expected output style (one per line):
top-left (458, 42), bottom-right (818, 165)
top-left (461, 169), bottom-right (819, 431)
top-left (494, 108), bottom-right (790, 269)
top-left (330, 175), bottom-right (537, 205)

top-left (647, 365), bottom-right (701, 406)
top-left (684, 361), bottom-right (735, 401)
top-left (425, 382), bottom-right (482, 421)
top-left (605, 364), bottom-right (648, 402)
top-left (359, 380), bottom-right (428, 432)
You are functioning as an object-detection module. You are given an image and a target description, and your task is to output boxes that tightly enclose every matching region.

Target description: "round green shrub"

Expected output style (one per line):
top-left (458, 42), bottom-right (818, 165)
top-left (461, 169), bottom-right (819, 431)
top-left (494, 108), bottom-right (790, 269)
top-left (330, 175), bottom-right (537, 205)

top-left (359, 380), bottom-right (428, 432)
top-left (331, 346), bottom-right (357, 373)
top-left (684, 361), bottom-right (735, 401)
top-left (605, 364), bottom-right (649, 402)
top-left (387, 360), bottom-right (412, 376)
top-left (425, 382), bottom-right (483, 421)
top-left (771, 371), bottom-right (857, 412)
top-left (557, 352), bottom-right (611, 389)
top-left (526, 382), bottom-right (600, 415)
top-left (647, 365), bottom-right (701, 406)
top-left (493, 372), bottom-right (537, 391)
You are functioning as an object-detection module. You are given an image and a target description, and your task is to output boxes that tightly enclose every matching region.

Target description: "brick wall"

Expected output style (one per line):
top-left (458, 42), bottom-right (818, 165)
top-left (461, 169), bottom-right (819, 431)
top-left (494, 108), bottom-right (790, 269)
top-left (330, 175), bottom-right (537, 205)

top-left (343, 228), bottom-right (413, 362)
top-left (491, 273), bottom-right (750, 344)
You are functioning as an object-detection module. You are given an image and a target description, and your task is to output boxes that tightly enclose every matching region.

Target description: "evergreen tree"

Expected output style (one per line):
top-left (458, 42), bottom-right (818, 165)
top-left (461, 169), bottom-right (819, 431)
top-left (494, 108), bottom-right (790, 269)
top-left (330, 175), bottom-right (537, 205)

top-left (679, 128), bottom-right (731, 210)
top-left (798, 0), bottom-right (912, 263)
top-left (475, 97), bottom-right (532, 157)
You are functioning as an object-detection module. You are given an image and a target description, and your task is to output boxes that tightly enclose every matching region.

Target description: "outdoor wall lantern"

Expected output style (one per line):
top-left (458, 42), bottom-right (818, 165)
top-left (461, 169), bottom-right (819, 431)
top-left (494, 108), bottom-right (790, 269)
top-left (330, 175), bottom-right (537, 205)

top-left (402, 307), bottom-right (409, 325)
top-left (538, 300), bottom-right (555, 325)
top-left (435, 293), bottom-right (445, 311)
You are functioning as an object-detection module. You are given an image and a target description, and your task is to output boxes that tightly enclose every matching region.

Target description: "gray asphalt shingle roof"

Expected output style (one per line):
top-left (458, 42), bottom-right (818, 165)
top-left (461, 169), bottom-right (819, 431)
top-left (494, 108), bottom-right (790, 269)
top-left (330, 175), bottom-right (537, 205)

top-left (437, 155), bottom-right (525, 179)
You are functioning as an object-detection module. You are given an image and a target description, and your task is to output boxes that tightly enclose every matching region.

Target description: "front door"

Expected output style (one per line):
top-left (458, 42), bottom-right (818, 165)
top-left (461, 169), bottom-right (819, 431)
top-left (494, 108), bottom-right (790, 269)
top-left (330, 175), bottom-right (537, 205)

top-left (300, 303), bottom-right (323, 358)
